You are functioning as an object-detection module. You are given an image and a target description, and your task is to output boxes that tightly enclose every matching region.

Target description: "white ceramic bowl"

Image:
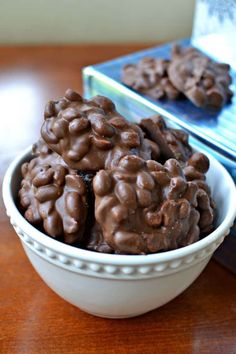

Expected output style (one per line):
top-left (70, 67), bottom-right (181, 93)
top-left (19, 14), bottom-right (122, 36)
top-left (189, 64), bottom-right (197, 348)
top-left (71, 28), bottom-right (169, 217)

top-left (3, 147), bottom-right (236, 318)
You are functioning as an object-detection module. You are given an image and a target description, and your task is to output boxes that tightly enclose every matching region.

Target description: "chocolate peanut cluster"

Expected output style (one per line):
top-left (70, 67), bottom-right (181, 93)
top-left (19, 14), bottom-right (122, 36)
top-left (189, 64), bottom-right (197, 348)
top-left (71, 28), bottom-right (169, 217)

top-left (19, 140), bottom-right (88, 244)
top-left (41, 89), bottom-right (151, 171)
top-left (168, 45), bottom-right (233, 109)
top-left (19, 90), bottom-right (215, 254)
top-left (122, 57), bottom-right (180, 100)
top-left (122, 45), bottom-right (233, 110)
top-left (93, 155), bottom-right (212, 254)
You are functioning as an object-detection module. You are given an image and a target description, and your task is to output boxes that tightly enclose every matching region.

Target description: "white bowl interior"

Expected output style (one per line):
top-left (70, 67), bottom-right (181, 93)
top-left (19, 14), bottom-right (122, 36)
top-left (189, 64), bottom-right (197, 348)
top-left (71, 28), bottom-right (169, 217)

top-left (205, 155), bottom-right (232, 227)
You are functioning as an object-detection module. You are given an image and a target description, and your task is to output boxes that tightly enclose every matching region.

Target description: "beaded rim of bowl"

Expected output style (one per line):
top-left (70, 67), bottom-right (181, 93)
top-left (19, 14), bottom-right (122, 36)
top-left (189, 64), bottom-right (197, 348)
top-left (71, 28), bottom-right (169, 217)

top-left (9, 216), bottom-right (228, 279)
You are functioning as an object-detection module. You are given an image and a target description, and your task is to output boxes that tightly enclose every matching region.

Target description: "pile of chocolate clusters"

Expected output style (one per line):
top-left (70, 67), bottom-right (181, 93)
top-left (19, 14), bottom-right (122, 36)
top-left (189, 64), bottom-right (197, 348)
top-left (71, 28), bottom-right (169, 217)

top-left (122, 45), bottom-right (233, 110)
top-left (19, 89), bottom-right (215, 255)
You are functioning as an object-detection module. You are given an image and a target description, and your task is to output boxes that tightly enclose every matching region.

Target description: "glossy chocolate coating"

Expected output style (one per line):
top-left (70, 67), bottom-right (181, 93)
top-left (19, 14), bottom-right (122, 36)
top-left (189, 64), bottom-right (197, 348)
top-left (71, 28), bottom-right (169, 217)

top-left (85, 222), bottom-right (114, 254)
top-left (122, 57), bottom-right (180, 100)
top-left (19, 141), bottom-right (88, 244)
top-left (140, 115), bottom-right (192, 162)
top-left (184, 152), bottom-right (215, 233)
top-left (168, 45), bottom-right (233, 109)
top-left (19, 92), bottom-right (216, 254)
top-left (93, 155), bottom-right (212, 255)
top-left (41, 89), bottom-right (151, 171)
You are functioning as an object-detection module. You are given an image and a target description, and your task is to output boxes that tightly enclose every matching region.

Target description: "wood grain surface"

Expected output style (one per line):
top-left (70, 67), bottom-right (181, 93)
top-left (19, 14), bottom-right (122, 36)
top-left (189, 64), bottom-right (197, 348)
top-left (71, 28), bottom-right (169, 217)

top-left (0, 44), bottom-right (236, 354)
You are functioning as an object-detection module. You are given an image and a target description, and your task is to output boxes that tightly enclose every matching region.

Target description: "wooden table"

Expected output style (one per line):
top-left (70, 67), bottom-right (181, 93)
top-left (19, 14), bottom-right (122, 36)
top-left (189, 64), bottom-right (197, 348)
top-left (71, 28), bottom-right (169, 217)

top-left (0, 45), bottom-right (236, 354)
